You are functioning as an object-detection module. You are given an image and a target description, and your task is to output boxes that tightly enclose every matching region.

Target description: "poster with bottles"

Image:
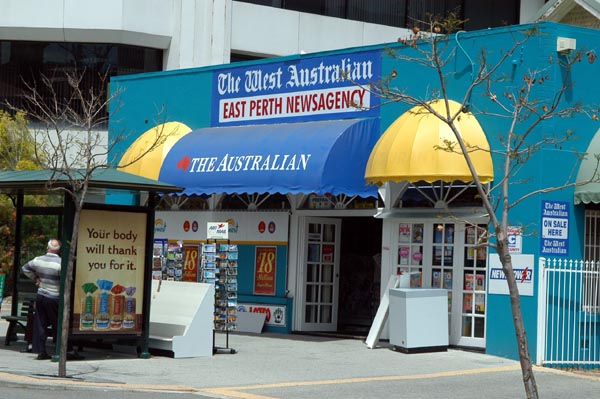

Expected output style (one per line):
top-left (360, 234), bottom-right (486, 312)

top-left (73, 209), bottom-right (146, 335)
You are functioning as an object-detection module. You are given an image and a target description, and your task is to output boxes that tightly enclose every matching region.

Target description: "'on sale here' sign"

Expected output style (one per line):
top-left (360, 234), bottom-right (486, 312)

top-left (540, 200), bottom-right (569, 256)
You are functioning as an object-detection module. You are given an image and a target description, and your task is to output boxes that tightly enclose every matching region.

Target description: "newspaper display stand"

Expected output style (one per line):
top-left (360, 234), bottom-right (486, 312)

top-left (201, 240), bottom-right (238, 354)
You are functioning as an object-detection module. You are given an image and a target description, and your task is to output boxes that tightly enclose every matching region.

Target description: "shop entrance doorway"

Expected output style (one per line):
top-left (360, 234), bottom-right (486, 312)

top-left (299, 217), bottom-right (341, 332)
top-left (295, 214), bottom-right (382, 336)
top-left (337, 217), bottom-right (382, 335)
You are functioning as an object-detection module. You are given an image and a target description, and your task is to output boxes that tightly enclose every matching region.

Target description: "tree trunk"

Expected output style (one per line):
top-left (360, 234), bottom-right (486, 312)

top-left (58, 206), bottom-right (81, 377)
top-left (497, 238), bottom-right (539, 399)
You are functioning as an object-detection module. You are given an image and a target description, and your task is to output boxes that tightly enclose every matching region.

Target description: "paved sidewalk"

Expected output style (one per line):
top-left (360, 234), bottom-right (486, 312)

top-left (2, 296), bottom-right (600, 399)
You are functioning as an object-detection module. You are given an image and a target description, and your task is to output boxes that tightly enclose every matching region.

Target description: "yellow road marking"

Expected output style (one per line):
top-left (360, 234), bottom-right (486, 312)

top-left (207, 365), bottom-right (521, 392)
top-left (7, 364), bottom-right (599, 399)
top-left (201, 365), bottom-right (522, 399)
top-left (203, 389), bottom-right (279, 399)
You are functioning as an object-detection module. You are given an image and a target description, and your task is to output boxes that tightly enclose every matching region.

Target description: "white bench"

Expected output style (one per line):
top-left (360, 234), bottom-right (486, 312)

top-left (148, 280), bottom-right (214, 358)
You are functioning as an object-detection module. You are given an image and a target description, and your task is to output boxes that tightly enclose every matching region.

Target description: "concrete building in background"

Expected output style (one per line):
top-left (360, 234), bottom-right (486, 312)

top-left (1, 1), bottom-right (546, 105)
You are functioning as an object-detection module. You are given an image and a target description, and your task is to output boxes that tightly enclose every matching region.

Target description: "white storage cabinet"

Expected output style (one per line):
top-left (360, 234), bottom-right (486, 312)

top-left (388, 288), bottom-right (448, 353)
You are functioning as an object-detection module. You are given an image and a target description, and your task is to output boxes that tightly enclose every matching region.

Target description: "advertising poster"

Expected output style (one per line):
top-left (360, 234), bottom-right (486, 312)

top-left (237, 303), bottom-right (286, 327)
top-left (183, 244), bottom-right (199, 282)
top-left (254, 246), bottom-right (276, 295)
top-left (73, 209), bottom-right (147, 335)
top-left (507, 226), bottom-right (523, 254)
top-left (488, 254), bottom-right (534, 296)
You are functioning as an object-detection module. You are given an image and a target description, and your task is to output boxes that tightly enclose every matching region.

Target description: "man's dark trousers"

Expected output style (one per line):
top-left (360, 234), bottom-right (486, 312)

top-left (32, 294), bottom-right (58, 355)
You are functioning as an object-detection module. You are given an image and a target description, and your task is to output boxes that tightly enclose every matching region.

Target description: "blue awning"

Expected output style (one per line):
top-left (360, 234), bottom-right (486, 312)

top-left (158, 118), bottom-right (380, 196)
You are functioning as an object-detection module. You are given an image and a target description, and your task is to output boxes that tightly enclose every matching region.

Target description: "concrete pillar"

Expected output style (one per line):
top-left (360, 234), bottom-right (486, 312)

top-left (165, 0), bottom-right (231, 70)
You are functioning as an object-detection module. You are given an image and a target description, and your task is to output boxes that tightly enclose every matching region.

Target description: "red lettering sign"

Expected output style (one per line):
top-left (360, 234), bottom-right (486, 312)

top-left (249, 306), bottom-right (271, 322)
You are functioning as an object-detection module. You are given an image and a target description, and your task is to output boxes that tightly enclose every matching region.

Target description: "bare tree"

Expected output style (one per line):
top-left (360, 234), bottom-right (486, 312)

top-left (14, 70), bottom-right (173, 377)
top-left (365, 18), bottom-right (598, 399)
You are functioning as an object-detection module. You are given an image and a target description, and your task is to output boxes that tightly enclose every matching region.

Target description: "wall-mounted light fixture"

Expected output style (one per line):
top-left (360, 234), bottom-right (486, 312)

top-left (557, 37), bottom-right (576, 54)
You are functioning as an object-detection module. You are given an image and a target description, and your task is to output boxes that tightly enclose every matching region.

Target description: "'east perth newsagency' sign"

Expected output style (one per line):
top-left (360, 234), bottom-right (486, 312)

top-left (212, 50), bottom-right (381, 125)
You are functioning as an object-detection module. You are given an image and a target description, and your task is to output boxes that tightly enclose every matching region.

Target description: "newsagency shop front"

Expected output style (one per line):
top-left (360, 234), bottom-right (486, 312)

top-left (109, 22), bottom-right (600, 363)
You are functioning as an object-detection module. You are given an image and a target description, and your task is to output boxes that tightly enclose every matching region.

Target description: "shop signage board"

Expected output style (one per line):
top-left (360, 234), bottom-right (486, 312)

top-left (488, 254), bottom-right (534, 296)
top-left (155, 211), bottom-right (289, 243)
top-left (212, 50), bottom-right (381, 126)
top-left (73, 209), bottom-right (147, 334)
top-left (540, 200), bottom-right (569, 257)
top-left (207, 222), bottom-right (229, 239)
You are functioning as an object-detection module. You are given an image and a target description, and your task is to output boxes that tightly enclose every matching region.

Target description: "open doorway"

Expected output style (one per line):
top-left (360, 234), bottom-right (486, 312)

top-left (337, 216), bottom-right (382, 336)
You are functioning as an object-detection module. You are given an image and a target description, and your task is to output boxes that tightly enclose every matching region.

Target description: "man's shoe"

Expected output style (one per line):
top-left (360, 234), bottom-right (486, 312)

top-left (36, 353), bottom-right (51, 360)
top-left (20, 347), bottom-right (32, 353)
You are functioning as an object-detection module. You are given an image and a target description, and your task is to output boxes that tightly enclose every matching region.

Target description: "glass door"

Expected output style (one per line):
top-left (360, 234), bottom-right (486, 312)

top-left (392, 220), bottom-right (487, 349)
top-left (430, 223), bottom-right (456, 342)
top-left (301, 217), bottom-right (341, 332)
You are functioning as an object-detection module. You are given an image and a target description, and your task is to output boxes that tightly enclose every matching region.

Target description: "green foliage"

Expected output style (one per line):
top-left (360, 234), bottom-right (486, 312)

top-left (0, 110), bottom-right (40, 171)
top-left (0, 110), bottom-right (50, 295)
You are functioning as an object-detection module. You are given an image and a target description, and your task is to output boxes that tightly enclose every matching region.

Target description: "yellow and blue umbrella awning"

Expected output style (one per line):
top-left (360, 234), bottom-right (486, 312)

top-left (365, 100), bottom-right (493, 185)
top-left (118, 122), bottom-right (192, 180)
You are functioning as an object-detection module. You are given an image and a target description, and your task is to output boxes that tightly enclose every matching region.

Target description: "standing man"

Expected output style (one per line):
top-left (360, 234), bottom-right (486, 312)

top-left (22, 239), bottom-right (61, 360)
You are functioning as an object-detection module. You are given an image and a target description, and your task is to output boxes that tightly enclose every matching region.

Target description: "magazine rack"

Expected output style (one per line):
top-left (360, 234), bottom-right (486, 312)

top-left (201, 239), bottom-right (238, 354)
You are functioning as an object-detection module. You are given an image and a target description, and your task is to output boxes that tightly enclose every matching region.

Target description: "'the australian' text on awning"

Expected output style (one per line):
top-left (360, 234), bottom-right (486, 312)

top-left (181, 153), bottom-right (312, 173)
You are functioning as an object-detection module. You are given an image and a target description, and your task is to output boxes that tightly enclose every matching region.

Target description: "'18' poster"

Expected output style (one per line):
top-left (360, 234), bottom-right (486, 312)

top-left (254, 246), bottom-right (276, 295)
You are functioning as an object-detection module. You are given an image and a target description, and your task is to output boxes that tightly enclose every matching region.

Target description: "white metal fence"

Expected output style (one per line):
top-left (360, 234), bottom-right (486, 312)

top-left (537, 258), bottom-right (600, 368)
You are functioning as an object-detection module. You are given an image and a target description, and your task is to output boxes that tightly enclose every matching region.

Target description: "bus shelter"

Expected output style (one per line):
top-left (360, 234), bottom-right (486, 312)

top-left (0, 168), bottom-right (181, 356)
